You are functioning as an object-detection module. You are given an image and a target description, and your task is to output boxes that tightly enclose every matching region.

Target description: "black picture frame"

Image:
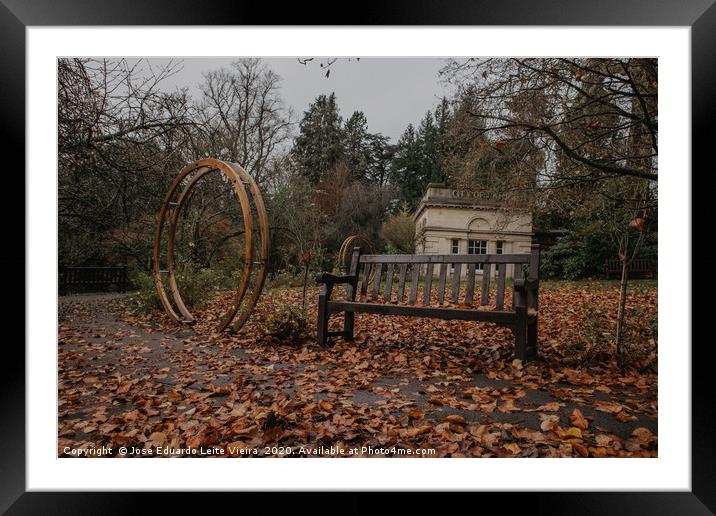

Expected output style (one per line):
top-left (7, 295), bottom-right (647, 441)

top-left (3, 0), bottom-right (708, 513)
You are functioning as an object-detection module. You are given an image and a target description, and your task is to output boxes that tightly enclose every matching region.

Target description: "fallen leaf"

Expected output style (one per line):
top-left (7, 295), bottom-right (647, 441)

top-left (569, 408), bottom-right (589, 430)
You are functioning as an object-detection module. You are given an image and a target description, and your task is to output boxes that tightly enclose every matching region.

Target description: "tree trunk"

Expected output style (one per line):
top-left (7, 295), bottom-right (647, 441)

top-left (615, 258), bottom-right (629, 365)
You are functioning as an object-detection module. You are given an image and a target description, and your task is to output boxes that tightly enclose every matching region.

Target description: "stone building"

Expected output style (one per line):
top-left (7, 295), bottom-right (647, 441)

top-left (412, 183), bottom-right (533, 279)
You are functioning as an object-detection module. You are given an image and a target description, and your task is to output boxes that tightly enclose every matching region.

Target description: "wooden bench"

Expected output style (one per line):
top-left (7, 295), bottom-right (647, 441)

top-left (59, 266), bottom-right (128, 295)
top-left (604, 258), bottom-right (657, 279)
top-left (316, 244), bottom-right (540, 360)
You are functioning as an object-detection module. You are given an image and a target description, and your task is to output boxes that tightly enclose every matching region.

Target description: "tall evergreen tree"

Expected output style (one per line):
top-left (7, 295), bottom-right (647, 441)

top-left (390, 124), bottom-right (425, 208)
top-left (366, 133), bottom-right (393, 186)
top-left (417, 111), bottom-right (444, 185)
top-left (389, 100), bottom-right (452, 209)
top-left (291, 93), bottom-right (344, 183)
top-left (343, 111), bottom-right (373, 180)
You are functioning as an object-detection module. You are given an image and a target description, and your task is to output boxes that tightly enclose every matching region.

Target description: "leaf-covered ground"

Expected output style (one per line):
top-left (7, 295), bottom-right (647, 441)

top-left (58, 281), bottom-right (657, 458)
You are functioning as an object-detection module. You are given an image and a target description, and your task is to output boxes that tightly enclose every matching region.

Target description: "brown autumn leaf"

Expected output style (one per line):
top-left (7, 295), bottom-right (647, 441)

top-left (595, 434), bottom-right (612, 447)
top-left (148, 431), bottom-right (167, 447)
top-left (615, 411), bottom-right (637, 423)
top-left (443, 415), bottom-right (467, 424)
top-left (116, 381), bottom-right (133, 394)
top-left (540, 415), bottom-right (560, 432)
top-left (526, 402), bottom-right (563, 412)
top-left (262, 425), bottom-right (283, 444)
top-left (590, 446), bottom-right (608, 458)
top-left (499, 398), bottom-right (520, 413)
top-left (594, 400), bottom-right (623, 414)
top-left (123, 409), bottom-right (141, 422)
top-left (558, 427), bottom-right (583, 441)
top-left (569, 408), bottom-right (589, 430)
top-left (408, 409), bottom-right (424, 421)
top-left (573, 443), bottom-right (589, 457)
top-left (503, 443), bottom-right (521, 455)
top-left (632, 427), bottom-right (655, 443)
top-left (403, 425), bottom-right (431, 438)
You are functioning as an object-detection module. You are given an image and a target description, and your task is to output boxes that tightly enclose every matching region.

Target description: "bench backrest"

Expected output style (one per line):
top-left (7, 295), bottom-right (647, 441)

top-left (604, 258), bottom-right (656, 278)
top-left (348, 245), bottom-right (540, 311)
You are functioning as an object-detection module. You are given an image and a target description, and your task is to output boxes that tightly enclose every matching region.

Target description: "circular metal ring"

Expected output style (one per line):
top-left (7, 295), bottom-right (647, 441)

top-left (153, 158), bottom-right (268, 333)
top-left (337, 234), bottom-right (375, 272)
top-left (227, 163), bottom-right (270, 333)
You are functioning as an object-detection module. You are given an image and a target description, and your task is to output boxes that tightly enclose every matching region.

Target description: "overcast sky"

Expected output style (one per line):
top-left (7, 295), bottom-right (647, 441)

top-left (146, 57), bottom-right (455, 142)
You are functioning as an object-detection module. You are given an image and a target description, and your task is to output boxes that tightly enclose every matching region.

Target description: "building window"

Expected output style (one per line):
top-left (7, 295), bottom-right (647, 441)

top-left (451, 239), bottom-right (460, 254)
top-left (468, 239), bottom-right (487, 254)
top-left (496, 240), bottom-right (504, 254)
top-left (468, 239), bottom-right (488, 270)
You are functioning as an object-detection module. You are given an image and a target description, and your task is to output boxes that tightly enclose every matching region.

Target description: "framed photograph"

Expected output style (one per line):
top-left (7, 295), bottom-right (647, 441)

top-left (5, 0), bottom-right (709, 512)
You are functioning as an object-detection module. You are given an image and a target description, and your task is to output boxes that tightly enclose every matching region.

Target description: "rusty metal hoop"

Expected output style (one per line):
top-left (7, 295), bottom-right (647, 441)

top-left (153, 158), bottom-right (270, 333)
top-left (226, 163), bottom-right (270, 332)
top-left (337, 234), bottom-right (375, 273)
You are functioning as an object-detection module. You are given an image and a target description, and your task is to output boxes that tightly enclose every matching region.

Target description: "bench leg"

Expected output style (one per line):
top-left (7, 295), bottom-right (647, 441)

top-left (343, 311), bottom-right (354, 341)
top-left (316, 292), bottom-right (329, 347)
top-left (514, 307), bottom-right (527, 361)
top-left (527, 316), bottom-right (538, 358)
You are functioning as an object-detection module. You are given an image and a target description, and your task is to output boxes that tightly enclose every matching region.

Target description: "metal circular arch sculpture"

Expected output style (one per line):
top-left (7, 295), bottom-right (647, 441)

top-left (337, 234), bottom-right (375, 272)
top-left (153, 158), bottom-right (270, 333)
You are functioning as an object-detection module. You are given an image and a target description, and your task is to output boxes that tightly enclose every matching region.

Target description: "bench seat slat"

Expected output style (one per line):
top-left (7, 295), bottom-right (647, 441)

top-left (437, 263), bottom-right (448, 305)
top-left (360, 263), bottom-right (370, 301)
top-left (496, 262), bottom-right (507, 310)
top-left (397, 264), bottom-right (407, 302)
top-left (465, 263), bottom-right (476, 306)
top-left (423, 263), bottom-right (434, 305)
top-left (328, 300), bottom-right (520, 325)
top-left (408, 264), bottom-right (421, 305)
top-left (372, 262), bottom-right (383, 300)
top-left (481, 263), bottom-right (491, 305)
top-left (451, 263), bottom-right (462, 303)
top-left (384, 263), bottom-right (394, 302)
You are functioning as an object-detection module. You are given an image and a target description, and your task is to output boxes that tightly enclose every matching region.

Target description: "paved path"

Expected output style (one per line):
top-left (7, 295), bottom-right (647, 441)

top-left (58, 293), bottom-right (657, 457)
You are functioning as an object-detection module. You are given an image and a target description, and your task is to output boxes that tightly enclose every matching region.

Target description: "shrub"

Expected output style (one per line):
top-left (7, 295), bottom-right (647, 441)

top-left (174, 266), bottom-right (231, 307)
top-left (540, 231), bottom-right (616, 280)
top-left (128, 270), bottom-right (163, 313)
top-left (380, 208), bottom-right (416, 254)
top-left (618, 305), bottom-right (658, 370)
top-left (257, 304), bottom-right (313, 346)
top-left (128, 266), bottom-right (233, 314)
top-left (564, 305), bottom-right (612, 366)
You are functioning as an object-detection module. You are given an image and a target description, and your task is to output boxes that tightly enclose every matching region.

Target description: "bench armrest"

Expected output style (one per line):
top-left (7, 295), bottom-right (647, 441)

top-left (315, 272), bottom-right (356, 286)
top-left (513, 278), bottom-right (538, 292)
top-left (514, 277), bottom-right (539, 311)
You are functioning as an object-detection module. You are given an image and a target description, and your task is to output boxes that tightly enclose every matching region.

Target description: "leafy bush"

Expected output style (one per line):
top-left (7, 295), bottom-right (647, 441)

top-left (541, 230), bottom-right (616, 280)
top-left (565, 306), bottom-right (612, 366)
top-left (128, 266), bottom-right (234, 314)
top-left (128, 269), bottom-right (163, 313)
top-left (539, 209), bottom-right (658, 281)
top-left (257, 304), bottom-right (313, 346)
top-left (380, 207), bottom-right (415, 253)
top-left (618, 305), bottom-right (658, 369)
